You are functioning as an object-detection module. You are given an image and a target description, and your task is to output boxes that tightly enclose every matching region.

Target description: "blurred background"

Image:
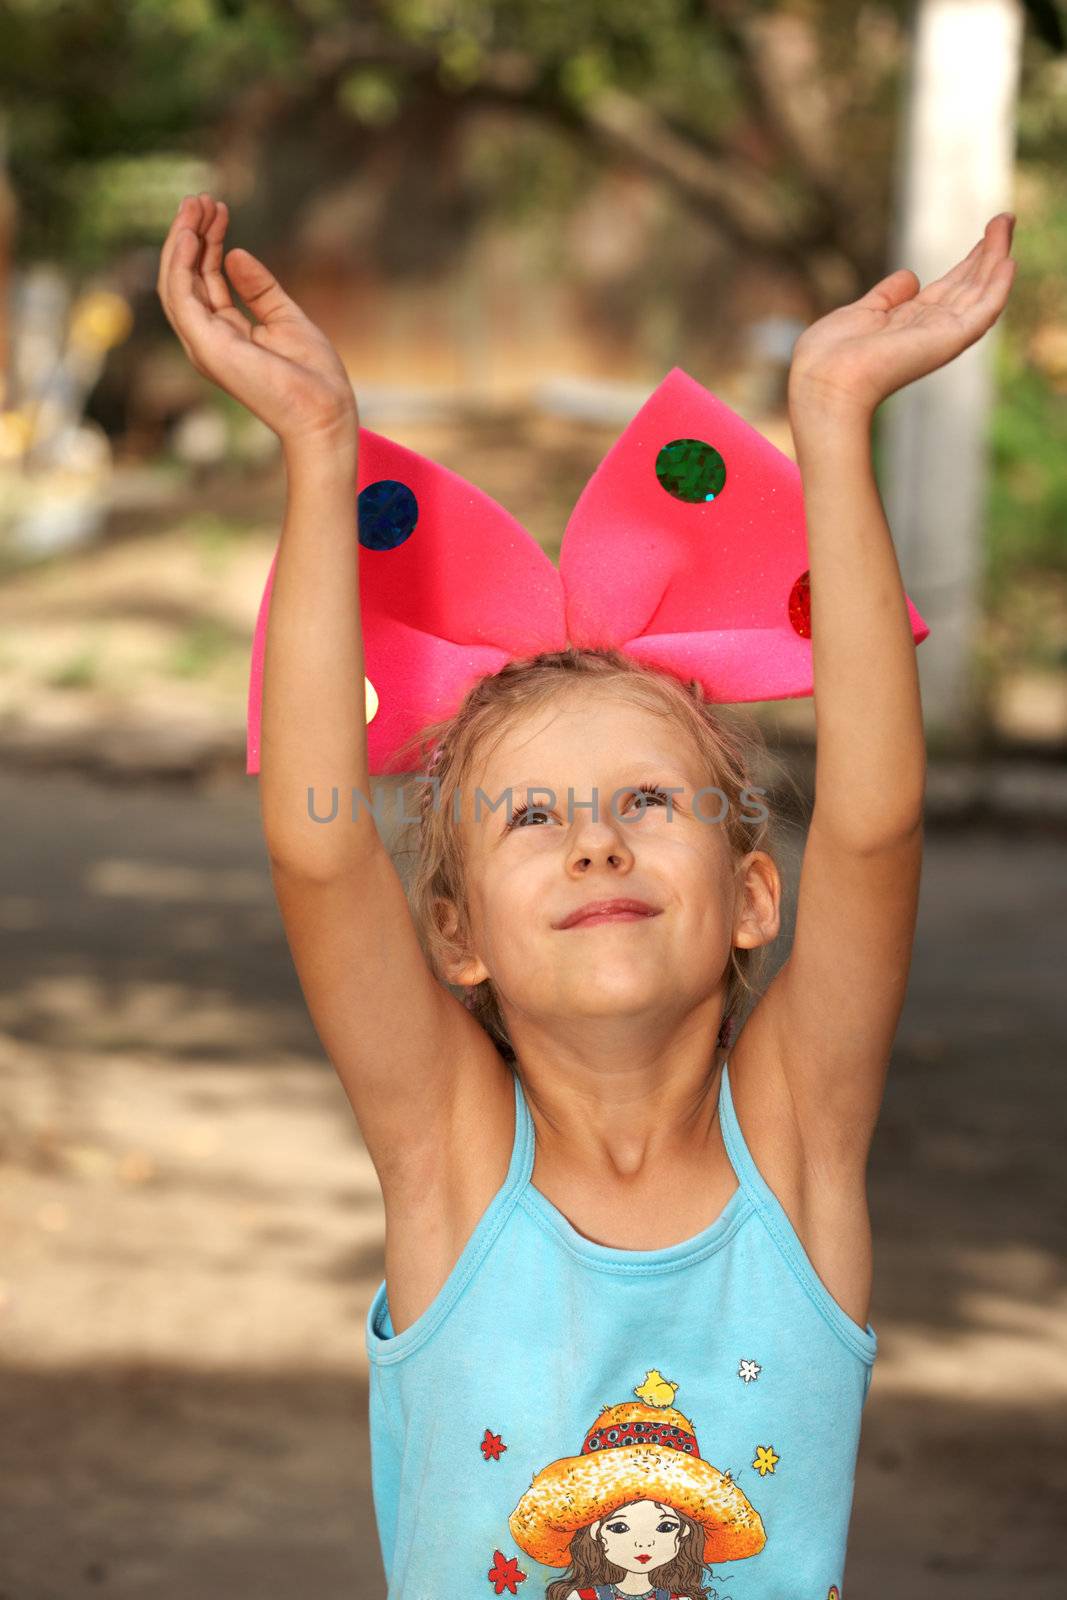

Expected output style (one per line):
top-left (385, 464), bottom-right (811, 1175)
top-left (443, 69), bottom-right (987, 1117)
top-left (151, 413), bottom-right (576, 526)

top-left (0, 1), bottom-right (1064, 1596)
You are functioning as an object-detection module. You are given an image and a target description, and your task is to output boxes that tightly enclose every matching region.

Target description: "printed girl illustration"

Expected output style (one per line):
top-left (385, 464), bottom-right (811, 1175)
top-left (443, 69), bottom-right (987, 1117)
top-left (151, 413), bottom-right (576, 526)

top-left (509, 1378), bottom-right (766, 1600)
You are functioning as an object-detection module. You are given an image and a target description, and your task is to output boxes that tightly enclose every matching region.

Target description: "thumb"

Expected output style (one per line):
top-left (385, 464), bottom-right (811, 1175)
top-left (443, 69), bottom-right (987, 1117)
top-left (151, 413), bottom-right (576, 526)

top-left (857, 266), bottom-right (920, 311)
top-left (224, 247), bottom-right (303, 324)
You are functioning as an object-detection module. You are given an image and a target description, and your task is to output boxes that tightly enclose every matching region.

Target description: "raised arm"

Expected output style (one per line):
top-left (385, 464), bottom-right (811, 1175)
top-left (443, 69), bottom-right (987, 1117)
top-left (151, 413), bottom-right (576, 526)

top-left (748, 214), bottom-right (1018, 1168)
top-left (157, 193), bottom-right (502, 1197)
top-left (156, 192), bottom-right (370, 870)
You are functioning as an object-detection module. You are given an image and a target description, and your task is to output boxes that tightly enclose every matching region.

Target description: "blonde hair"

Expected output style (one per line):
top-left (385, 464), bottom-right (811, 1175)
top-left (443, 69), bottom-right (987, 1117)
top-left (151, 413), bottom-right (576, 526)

top-left (393, 647), bottom-right (794, 1064)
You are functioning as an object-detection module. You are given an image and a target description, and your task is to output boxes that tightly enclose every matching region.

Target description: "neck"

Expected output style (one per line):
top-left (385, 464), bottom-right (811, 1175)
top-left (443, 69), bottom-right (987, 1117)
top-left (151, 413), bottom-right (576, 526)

top-left (513, 1025), bottom-right (728, 1181)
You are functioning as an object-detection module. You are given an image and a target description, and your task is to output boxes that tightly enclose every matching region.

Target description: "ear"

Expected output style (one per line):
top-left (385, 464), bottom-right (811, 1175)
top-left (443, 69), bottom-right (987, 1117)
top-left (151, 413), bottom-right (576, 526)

top-left (733, 849), bottom-right (781, 952)
top-left (434, 896), bottom-right (492, 987)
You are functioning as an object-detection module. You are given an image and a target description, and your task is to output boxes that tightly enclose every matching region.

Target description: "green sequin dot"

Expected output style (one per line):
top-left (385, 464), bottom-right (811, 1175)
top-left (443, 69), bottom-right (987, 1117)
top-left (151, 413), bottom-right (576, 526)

top-left (655, 438), bottom-right (726, 503)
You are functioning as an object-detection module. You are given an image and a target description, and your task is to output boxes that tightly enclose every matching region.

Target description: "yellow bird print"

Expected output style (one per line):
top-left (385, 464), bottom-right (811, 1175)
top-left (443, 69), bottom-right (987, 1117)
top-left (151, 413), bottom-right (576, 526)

top-left (633, 1368), bottom-right (679, 1407)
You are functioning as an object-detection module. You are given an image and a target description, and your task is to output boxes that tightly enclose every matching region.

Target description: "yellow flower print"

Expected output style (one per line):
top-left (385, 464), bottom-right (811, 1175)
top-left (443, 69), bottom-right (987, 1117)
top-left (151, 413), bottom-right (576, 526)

top-left (752, 1444), bottom-right (779, 1476)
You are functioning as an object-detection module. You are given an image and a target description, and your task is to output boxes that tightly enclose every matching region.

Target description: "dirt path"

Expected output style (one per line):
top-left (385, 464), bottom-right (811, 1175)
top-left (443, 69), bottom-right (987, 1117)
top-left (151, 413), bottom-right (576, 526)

top-left (1, 768), bottom-right (1064, 1598)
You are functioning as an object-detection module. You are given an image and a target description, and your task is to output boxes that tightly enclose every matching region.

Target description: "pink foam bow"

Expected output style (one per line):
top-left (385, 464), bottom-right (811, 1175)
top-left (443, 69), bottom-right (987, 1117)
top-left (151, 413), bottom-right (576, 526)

top-left (246, 366), bottom-right (928, 776)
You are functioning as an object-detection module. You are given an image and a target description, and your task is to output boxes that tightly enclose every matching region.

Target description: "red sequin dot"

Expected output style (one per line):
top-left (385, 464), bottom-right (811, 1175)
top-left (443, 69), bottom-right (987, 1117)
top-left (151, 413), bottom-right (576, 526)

top-left (789, 570), bottom-right (811, 637)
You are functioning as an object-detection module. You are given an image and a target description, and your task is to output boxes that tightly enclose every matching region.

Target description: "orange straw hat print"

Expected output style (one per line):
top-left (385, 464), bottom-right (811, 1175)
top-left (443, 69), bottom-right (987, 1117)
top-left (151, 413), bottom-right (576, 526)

top-left (509, 1373), bottom-right (766, 1569)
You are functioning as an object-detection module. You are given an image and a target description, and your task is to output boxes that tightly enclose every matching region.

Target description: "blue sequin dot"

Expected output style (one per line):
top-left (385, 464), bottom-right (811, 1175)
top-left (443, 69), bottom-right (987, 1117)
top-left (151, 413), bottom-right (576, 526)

top-left (655, 438), bottom-right (726, 503)
top-left (358, 479), bottom-right (419, 551)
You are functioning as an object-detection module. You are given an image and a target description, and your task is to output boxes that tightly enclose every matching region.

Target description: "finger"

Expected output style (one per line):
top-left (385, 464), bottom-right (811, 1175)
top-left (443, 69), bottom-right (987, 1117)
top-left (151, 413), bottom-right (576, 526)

top-left (158, 194), bottom-right (211, 341)
top-left (944, 218), bottom-right (1015, 315)
top-left (923, 214), bottom-right (1012, 305)
top-left (223, 248), bottom-right (305, 328)
top-left (923, 217), bottom-right (1002, 301)
top-left (157, 194), bottom-right (204, 312)
top-left (168, 226), bottom-right (265, 385)
top-left (168, 225), bottom-right (217, 362)
top-left (987, 254), bottom-right (1018, 305)
top-left (856, 266), bottom-right (919, 312)
top-left (968, 213), bottom-right (1016, 300)
top-left (953, 254), bottom-right (1017, 342)
top-left (197, 194), bottom-right (235, 314)
top-left (918, 234), bottom-right (987, 304)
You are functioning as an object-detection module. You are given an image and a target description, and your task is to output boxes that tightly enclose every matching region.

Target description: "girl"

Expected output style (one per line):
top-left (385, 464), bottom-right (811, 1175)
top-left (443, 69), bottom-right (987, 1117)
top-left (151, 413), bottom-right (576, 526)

top-left (157, 196), bottom-right (1016, 1599)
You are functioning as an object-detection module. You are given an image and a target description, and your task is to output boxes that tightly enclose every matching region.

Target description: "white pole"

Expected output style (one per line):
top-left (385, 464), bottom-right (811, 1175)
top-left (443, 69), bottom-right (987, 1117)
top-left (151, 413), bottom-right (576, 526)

top-left (881, 0), bottom-right (1024, 749)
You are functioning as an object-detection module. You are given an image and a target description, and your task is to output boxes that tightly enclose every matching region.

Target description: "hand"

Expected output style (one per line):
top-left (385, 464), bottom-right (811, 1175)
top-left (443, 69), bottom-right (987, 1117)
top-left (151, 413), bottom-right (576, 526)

top-left (157, 192), bottom-right (359, 450)
top-left (787, 212), bottom-right (1018, 418)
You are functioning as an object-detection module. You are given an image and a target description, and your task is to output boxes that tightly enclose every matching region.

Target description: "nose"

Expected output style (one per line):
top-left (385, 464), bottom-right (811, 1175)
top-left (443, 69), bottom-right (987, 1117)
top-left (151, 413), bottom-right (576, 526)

top-left (567, 809), bottom-right (635, 873)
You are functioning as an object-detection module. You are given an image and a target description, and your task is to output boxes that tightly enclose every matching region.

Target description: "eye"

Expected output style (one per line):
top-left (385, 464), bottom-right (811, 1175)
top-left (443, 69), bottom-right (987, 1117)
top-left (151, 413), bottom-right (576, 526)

top-left (631, 783), bottom-right (671, 808)
top-left (507, 800), bottom-right (555, 829)
top-left (605, 1520), bottom-right (630, 1533)
top-left (657, 1520), bottom-right (679, 1533)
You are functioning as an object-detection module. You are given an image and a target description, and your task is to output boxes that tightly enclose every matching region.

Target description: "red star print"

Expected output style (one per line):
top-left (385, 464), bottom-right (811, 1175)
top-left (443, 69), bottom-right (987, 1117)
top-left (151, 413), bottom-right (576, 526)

top-left (480, 1428), bottom-right (508, 1460)
top-left (487, 1549), bottom-right (527, 1594)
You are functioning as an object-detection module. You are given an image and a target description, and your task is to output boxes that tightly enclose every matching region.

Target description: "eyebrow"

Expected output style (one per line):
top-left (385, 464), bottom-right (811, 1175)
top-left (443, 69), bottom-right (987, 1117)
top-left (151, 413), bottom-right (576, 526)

top-left (490, 766), bottom-right (694, 797)
top-left (491, 779), bottom-right (554, 798)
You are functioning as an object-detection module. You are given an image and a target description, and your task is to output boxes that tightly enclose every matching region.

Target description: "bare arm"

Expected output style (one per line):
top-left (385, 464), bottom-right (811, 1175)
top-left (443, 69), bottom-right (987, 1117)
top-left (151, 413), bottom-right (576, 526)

top-left (258, 435), bottom-right (376, 875)
top-left (789, 408), bottom-right (925, 848)
top-left (157, 191), bottom-right (502, 1196)
top-left (260, 439), bottom-right (507, 1195)
top-left (748, 400), bottom-right (924, 1167)
top-left (746, 215), bottom-right (1016, 1169)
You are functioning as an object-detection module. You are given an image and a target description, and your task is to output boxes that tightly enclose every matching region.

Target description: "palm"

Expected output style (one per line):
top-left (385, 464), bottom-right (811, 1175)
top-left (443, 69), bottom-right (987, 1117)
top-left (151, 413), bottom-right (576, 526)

top-left (789, 213), bottom-right (1017, 414)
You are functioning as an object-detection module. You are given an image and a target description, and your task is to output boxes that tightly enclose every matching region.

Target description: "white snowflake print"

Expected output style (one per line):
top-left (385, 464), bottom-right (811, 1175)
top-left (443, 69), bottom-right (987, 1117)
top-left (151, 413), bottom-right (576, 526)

top-left (738, 1358), bottom-right (762, 1383)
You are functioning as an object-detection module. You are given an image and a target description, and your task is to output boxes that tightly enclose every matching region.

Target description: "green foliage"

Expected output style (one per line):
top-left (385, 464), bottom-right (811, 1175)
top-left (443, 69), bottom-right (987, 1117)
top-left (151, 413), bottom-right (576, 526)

top-left (986, 342), bottom-right (1067, 592)
top-left (0, 0), bottom-right (746, 268)
top-left (64, 152), bottom-right (212, 262)
top-left (0, 0), bottom-right (294, 263)
top-left (337, 67), bottom-right (404, 126)
top-left (4, 0), bottom-right (1066, 629)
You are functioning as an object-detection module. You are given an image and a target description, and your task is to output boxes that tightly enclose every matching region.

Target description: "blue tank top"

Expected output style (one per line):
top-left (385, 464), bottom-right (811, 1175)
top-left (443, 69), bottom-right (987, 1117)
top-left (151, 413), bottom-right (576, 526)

top-left (365, 1058), bottom-right (876, 1599)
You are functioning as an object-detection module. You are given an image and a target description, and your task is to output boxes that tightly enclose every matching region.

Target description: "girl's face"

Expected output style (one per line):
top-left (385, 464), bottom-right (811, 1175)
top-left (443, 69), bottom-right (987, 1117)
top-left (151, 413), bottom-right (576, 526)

top-left (593, 1498), bottom-right (688, 1571)
top-left (447, 689), bottom-right (777, 1049)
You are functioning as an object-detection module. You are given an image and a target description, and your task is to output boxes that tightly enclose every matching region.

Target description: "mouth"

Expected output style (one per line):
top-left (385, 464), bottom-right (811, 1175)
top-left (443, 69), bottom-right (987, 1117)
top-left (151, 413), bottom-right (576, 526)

top-left (635, 1554), bottom-right (652, 1563)
top-left (554, 898), bottom-right (662, 930)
